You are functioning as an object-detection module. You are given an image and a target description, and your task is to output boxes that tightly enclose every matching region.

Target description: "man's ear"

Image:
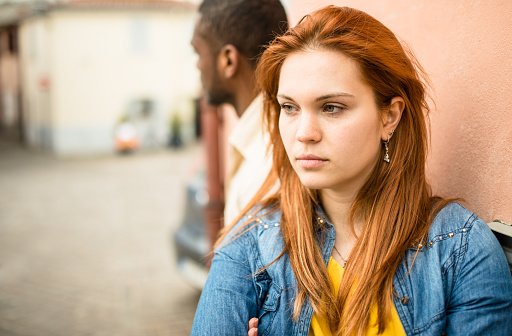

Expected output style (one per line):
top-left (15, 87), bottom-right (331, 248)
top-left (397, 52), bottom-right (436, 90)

top-left (217, 44), bottom-right (240, 79)
top-left (381, 97), bottom-right (404, 140)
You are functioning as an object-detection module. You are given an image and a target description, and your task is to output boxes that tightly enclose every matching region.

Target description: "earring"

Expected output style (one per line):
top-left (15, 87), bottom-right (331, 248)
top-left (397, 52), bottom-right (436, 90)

top-left (384, 140), bottom-right (390, 163)
top-left (383, 130), bottom-right (394, 163)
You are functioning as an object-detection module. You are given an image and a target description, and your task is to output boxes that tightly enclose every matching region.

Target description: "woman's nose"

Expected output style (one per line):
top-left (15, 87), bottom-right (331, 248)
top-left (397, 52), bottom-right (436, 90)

top-left (296, 113), bottom-right (321, 143)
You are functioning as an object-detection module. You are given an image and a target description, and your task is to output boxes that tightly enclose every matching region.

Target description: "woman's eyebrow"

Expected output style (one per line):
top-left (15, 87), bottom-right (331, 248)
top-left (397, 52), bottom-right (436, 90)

top-left (315, 92), bottom-right (354, 102)
top-left (277, 94), bottom-right (295, 101)
top-left (277, 93), bottom-right (355, 102)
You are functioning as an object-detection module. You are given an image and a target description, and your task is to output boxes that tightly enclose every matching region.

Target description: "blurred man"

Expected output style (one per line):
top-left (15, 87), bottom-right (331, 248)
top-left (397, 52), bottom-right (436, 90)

top-left (192, 0), bottom-right (288, 226)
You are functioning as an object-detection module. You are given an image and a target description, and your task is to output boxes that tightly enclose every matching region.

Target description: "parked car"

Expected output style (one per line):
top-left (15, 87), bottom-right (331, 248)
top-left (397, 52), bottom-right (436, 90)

top-left (173, 168), bottom-right (209, 289)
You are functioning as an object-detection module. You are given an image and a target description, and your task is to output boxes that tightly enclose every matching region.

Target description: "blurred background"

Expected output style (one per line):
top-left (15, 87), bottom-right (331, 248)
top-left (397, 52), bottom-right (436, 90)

top-left (0, 0), bottom-right (292, 334)
top-left (0, 0), bottom-right (200, 154)
top-left (0, 0), bottom-right (207, 335)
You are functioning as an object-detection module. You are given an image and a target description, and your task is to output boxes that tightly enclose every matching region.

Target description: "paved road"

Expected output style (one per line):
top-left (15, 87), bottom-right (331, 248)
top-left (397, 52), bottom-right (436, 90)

top-left (0, 141), bottom-right (202, 336)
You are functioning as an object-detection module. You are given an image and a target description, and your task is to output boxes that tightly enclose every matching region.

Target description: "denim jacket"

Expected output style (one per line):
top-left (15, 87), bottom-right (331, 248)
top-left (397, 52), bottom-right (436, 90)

top-left (191, 203), bottom-right (512, 335)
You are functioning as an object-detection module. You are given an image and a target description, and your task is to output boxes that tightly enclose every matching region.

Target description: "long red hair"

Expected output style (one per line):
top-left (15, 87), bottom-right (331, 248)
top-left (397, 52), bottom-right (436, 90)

top-left (218, 6), bottom-right (448, 335)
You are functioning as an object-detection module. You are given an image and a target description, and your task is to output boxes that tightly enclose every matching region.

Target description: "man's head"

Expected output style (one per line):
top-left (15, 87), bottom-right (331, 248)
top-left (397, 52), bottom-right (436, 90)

top-left (191, 0), bottom-right (288, 108)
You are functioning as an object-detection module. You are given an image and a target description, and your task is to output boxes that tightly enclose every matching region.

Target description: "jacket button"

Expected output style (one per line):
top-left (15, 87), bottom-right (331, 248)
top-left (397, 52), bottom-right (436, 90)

top-left (441, 331), bottom-right (447, 336)
top-left (401, 297), bottom-right (409, 305)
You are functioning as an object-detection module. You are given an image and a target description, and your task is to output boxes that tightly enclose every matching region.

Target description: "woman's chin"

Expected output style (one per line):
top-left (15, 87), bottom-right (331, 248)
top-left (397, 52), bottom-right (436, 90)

top-left (298, 178), bottom-right (330, 191)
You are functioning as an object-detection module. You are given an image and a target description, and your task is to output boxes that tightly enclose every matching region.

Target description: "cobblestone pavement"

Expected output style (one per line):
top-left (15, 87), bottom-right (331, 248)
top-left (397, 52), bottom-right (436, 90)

top-left (0, 141), bottom-right (202, 336)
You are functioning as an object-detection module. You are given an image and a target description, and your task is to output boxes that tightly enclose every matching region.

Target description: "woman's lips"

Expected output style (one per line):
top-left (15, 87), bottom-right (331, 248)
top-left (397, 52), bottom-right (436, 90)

top-left (296, 154), bottom-right (328, 169)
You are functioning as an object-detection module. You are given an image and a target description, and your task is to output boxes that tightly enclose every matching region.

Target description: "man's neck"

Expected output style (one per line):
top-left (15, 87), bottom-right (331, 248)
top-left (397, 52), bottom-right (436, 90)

top-left (232, 85), bottom-right (259, 117)
top-left (229, 62), bottom-right (259, 117)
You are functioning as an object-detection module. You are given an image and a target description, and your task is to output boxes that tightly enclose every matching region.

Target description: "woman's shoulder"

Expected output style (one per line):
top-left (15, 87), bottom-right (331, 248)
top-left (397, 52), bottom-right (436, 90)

top-left (428, 202), bottom-right (502, 256)
top-left (428, 202), bottom-right (484, 238)
top-left (217, 205), bottom-right (284, 251)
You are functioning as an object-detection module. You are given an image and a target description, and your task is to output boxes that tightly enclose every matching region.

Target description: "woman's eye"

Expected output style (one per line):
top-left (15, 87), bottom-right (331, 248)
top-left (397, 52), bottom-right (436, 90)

top-left (280, 104), bottom-right (297, 114)
top-left (323, 104), bottom-right (344, 113)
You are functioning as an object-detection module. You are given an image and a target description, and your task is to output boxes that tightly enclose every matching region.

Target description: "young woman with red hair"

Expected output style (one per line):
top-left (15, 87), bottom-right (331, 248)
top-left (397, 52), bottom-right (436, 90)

top-left (191, 6), bottom-right (512, 336)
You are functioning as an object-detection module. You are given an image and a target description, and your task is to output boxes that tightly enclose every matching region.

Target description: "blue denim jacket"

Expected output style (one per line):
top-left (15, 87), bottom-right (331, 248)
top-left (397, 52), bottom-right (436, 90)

top-left (191, 203), bottom-right (512, 335)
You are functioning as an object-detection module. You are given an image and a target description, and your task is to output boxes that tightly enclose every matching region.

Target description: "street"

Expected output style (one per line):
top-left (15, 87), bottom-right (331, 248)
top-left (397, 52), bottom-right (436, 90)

top-left (0, 141), bottom-right (202, 336)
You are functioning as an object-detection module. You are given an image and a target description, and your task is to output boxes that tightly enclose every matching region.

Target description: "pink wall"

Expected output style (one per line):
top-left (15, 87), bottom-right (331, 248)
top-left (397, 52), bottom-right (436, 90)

top-left (290, 0), bottom-right (512, 223)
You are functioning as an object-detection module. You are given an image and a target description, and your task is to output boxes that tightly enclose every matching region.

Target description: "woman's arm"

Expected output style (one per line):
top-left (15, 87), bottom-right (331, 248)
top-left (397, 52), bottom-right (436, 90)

top-left (191, 238), bottom-right (258, 335)
top-left (445, 218), bottom-right (512, 336)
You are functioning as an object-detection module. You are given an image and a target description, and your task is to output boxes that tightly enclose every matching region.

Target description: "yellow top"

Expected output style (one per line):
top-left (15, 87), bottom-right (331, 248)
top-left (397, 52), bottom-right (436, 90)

top-left (310, 257), bottom-right (406, 336)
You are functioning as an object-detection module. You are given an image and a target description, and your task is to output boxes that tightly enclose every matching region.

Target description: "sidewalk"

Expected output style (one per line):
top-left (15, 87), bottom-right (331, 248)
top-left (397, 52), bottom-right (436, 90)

top-left (0, 142), bottom-right (202, 336)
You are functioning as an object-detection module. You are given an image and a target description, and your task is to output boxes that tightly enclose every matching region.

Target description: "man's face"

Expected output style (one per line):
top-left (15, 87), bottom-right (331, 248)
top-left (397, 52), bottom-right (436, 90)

top-left (191, 20), bottom-right (231, 106)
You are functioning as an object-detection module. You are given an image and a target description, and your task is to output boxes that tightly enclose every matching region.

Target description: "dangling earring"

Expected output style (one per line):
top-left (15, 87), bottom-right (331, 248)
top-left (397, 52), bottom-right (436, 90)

top-left (384, 130), bottom-right (394, 163)
top-left (384, 140), bottom-right (390, 163)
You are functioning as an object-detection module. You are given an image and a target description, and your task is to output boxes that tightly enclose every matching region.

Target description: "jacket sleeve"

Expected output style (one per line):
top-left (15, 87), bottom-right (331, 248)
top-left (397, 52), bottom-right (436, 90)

top-left (191, 235), bottom-right (258, 336)
top-left (445, 218), bottom-right (512, 336)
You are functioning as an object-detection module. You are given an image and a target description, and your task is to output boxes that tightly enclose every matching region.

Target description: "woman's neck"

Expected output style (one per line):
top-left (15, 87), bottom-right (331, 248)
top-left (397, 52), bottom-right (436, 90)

top-left (320, 190), bottom-right (355, 229)
top-left (320, 189), bottom-right (362, 261)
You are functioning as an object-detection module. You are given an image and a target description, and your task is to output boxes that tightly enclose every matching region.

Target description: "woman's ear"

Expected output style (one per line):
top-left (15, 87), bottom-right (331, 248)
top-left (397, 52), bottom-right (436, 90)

top-left (217, 44), bottom-right (240, 79)
top-left (381, 97), bottom-right (404, 140)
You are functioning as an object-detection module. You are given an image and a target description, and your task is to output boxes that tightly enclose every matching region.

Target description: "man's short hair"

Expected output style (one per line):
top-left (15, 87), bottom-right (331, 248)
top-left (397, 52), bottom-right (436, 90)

top-left (198, 0), bottom-right (288, 68)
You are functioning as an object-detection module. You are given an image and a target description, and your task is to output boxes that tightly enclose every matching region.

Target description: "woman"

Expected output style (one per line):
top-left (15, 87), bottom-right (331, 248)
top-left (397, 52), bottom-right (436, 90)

top-left (191, 6), bottom-right (512, 336)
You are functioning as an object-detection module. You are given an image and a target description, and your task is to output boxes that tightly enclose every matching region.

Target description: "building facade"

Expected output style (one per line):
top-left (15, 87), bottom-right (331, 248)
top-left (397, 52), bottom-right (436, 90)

top-left (1, 0), bottom-right (200, 155)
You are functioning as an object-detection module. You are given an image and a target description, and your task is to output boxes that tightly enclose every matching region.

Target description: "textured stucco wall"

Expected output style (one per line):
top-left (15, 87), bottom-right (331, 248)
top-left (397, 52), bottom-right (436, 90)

top-left (290, 0), bottom-right (512, 222)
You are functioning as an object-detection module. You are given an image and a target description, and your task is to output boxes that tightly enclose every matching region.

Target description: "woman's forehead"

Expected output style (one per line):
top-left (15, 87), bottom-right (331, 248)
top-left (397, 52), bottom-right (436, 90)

top-left (277, 50), bottom-right (369, 101)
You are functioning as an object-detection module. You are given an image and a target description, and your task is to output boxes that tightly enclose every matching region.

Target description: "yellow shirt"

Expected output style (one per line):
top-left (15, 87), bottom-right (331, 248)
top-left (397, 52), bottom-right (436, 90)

top-left (310, 257), bottom-right (406, 336)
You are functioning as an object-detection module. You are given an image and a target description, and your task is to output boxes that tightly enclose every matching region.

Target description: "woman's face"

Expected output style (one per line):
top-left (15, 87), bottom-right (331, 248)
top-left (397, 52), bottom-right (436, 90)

top-left (277, 50), bottom-right (385, 196)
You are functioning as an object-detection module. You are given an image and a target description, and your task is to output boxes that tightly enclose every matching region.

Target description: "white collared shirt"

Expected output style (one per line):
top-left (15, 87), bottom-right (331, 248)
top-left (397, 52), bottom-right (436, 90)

top-left (224, 94), bottom-right (274, 226)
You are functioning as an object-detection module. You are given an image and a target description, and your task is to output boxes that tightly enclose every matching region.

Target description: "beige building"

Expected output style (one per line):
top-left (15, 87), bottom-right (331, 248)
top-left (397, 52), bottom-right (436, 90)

top-left (0, 0), bottom-right (200, 155)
